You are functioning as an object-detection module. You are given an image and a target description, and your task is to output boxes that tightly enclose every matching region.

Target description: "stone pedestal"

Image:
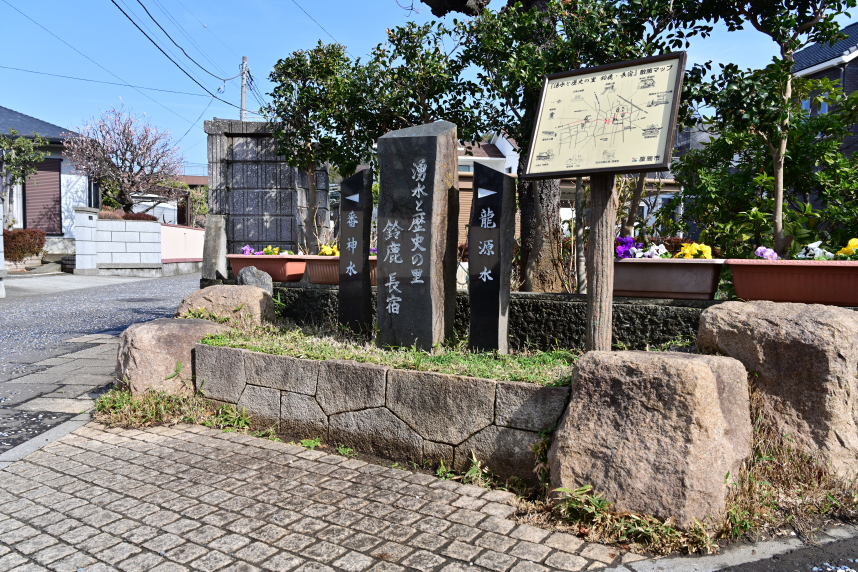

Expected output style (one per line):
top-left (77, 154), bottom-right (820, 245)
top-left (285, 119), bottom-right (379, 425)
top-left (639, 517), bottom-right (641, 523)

top-left (202, 214), bottom-right (228, 288)
top-left (338, 170), bottom-right (374, 333)
top-left (376, 121), bottom-right (459, 350)
top-left (468, 163), bottom-right (516, 353)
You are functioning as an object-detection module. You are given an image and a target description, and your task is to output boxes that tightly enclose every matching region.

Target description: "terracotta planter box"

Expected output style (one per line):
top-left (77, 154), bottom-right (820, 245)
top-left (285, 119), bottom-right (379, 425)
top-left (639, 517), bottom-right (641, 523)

top-left (614, 258), bottom-right (726, 300)
top-left (305, 255), bottom-right (339, 284)
top-left (728, 259), bottom-right (858, 306)
top-left (226, 254), bottom-right (306, 283)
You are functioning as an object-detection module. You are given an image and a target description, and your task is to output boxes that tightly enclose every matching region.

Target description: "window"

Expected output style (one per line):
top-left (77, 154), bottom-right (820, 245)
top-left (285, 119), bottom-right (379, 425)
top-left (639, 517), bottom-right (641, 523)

top-left (505, 166), bottom-right (513, 174)
top-left (802, 99), bottom-right (811, 112)
top-left (458, 164), bottom-right (472, 172)
top-left (820, 101), bottom-right (828, 115)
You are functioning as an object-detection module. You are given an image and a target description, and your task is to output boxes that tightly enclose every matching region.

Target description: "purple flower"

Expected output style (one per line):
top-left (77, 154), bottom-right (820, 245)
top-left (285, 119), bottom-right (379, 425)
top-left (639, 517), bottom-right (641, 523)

top-left (754, 246), bottom-right (778, 260)
top-left (370, 247), bottom-right (378, 255)
top-left (241, 244), bottom-right (256, 255)
top-left (615, 236), bottom-right (643, 259)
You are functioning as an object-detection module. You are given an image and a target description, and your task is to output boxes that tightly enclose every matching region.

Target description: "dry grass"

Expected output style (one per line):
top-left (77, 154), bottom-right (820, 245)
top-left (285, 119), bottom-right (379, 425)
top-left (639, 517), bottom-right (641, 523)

top-left (719, 387), bottom-right (858, 541)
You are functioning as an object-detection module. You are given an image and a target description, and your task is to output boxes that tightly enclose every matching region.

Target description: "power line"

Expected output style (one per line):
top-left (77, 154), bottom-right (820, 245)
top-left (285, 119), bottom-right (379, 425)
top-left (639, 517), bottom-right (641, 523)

top-left (173, 0), bottom-right (241, 59)
top-left (289, 0), bottom-right (354, 58)
top-left (109, 0), bottom-right (244, 110)
top-left (176, 97), bottom-right (215, 144)
top-left (0, 65), bottom-right (210, 96)
top-left (135, 0), bottom-right (239, 83)
top-left (0, 0), bottom-right (195, 125)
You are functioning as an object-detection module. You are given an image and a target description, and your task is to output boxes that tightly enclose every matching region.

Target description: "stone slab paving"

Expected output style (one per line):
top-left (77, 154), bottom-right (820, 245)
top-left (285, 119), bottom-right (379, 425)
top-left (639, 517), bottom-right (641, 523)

top-left (0, 423), bottom-right (648, 572)
top-left (0, 337), bottom-right (118, 454)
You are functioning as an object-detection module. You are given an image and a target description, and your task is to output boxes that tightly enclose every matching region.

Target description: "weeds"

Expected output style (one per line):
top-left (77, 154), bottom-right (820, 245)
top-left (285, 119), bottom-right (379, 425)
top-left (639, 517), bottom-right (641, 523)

top-left (336, 446), bottom-right (356, 458)
top-left (179, 309), bottom-right (230, 324)
top-left (436, 460), bottom-right (455, 480)
top-left (204, 404), bottom-right (250, 431)
top-left (717, 387), bottom-right (858, 540)
top-left (300, 437), bottom-right (322, 450)
top-left (555, 485), bottom-right (717, 555)
top-left (252, 428), bottom-right (281, 441)
top-left (94, 388), bottom-right (211, 427)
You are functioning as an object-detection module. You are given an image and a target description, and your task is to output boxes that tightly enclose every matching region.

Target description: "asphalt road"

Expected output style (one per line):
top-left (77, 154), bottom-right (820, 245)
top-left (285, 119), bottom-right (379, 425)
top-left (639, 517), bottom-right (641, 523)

top-left (0, 272), bottom-right (200, 380)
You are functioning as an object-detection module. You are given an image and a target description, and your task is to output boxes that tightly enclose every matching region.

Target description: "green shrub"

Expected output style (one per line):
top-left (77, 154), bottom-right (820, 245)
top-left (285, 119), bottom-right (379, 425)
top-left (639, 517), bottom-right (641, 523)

top-left (3, 229), bottom-right (46, 263)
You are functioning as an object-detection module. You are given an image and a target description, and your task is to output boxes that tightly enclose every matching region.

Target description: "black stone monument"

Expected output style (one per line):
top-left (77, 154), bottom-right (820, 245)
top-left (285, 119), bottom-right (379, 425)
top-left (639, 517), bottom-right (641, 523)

top-left (468, 163), bottom-right (516, 353)
top-left (338, 169), bottom-right (374, 333)
top-left (376, 121), bottom-right (459, 350)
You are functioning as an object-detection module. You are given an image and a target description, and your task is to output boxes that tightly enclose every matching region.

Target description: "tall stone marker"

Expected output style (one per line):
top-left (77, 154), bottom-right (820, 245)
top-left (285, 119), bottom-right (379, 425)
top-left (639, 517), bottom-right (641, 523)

top-left (376, 121), bottom-right (459, 350)
top-left (338, 169), bottom-right (374, 333)
top-left (468, 163), bottom-right (516, 353)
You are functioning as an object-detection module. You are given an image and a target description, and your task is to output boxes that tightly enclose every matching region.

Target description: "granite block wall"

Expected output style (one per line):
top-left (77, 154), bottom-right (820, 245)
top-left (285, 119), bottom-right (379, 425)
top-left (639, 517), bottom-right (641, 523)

top-left (195, 344), bottom-right (570, 484)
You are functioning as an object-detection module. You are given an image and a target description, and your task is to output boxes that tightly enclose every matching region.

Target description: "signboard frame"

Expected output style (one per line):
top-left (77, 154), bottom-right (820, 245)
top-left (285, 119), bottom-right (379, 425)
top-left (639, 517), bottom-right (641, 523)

top-left (522, 51), bottom-right (687, 180)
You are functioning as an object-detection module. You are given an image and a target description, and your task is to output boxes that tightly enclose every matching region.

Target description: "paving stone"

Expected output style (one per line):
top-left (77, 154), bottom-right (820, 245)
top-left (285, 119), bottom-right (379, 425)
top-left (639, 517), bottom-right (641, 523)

top-left (117, 552), bottom-right (165, 572)
top-left (331, 551), bottom-right (376, 572)
top-left (166, 543), bottom-right (209, 564)
top-left (14, 534), bottom-right (57, 555)
top-left (475, 550), bottom-right (518, 572)
top-left (190, 550), bottom-right (234, 572)
top-left (339, 533), bottom-right (383, 552)
top-left (369, 541), bottom-right (413, 563)
top-left (399, 550), bottom-right (447, 572)
top-left (577, 545), bottom-right (618, 565)
top-left (96, 542), bottom-right (142, 565)
top-left (543, 552), bottom-right (588, 571)
top-left (509, 562), bottom-right (549, 572)
top-left (301, 541), bottom-right (347, 564)
top-left (208, 534), bottom-right (251, 554)
top-left (508, 542), bottom-right (552, 563)
top-left (441, 541), bottom-right (483, 563)
top-left (260, 552), bottom-right (304, 572)
top-left (476, 532), bottom-right (517, 553)
top-left (233, 541), bottom-right (277, 563)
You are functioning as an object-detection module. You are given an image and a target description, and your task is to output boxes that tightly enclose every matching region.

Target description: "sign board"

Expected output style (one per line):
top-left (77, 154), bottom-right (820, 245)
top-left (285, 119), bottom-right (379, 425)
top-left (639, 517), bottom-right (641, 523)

top-left (523, 52), bottom-right (687, 179)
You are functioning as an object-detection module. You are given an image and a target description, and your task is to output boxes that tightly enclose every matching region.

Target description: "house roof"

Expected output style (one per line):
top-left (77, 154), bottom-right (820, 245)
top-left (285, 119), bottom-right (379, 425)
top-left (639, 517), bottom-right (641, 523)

top-left (458, 142), bottom-right (505, 159)
top-left (794, 21), bottom-right (858, 73)
top-left (0, 105), bottom-right (73, 142)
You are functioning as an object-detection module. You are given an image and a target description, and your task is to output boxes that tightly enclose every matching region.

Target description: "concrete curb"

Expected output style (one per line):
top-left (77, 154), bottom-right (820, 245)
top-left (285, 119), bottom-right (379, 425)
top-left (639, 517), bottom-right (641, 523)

top-left (0, 413), bottom-right (90, 467)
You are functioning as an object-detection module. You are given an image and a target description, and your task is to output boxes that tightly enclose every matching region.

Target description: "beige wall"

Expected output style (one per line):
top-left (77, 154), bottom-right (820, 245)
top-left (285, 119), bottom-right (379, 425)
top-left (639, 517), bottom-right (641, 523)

top-left (161, 224), bottom-right (205, 261)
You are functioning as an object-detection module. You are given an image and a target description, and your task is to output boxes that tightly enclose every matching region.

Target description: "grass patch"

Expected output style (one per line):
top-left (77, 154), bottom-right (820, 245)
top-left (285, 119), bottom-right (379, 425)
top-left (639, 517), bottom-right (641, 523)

top-left (201, 322), bottom-right (577, 385)
top-left (718, 387), bottom-right (858, 540)
top-left (93, 388), bottom-right (277, 438)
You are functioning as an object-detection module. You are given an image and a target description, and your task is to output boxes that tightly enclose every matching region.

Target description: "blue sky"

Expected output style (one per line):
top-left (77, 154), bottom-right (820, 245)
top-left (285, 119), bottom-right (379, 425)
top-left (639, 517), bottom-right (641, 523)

top-left (0, 0), bottom-right (853, 167)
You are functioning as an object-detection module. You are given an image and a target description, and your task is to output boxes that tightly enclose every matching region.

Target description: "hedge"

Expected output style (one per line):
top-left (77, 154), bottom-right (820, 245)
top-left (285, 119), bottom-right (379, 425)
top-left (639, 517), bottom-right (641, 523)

top-left (3, 229), bottom-right (46, 263)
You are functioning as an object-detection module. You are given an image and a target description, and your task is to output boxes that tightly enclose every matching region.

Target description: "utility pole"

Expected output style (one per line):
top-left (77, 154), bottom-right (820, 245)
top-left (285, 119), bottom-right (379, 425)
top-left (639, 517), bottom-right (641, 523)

top-left (240, 56), bottom-right (247, 122)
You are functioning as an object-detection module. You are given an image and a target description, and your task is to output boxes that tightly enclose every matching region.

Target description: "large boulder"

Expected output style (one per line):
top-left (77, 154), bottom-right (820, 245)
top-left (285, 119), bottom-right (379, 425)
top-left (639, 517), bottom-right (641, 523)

top-left (175, 285), bottom-right (276, 325)
top-left (118, 318), bottom-right (229, 396)
top-left (698, 301), bottom-right (858, 478)
top-left (548, 351), bottom-right (751, 527)
top-left (236, 266), bottom-right (273, 296)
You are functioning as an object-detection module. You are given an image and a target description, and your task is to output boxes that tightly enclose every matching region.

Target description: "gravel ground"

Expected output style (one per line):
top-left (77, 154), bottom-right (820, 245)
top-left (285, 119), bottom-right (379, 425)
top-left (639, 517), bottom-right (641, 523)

top-left (0, 273), bottom-right (200, 381)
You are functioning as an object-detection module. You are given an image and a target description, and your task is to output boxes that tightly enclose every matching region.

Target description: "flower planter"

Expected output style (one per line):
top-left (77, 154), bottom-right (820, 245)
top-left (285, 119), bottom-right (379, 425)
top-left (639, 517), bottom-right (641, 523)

top-left (614, 258), bottom-right (726, 300)
top-left (728, 259), bottom-right (858, 306)
top-left (226, 254), bottom-right (306, 282)
top-left (304, 255), bottom-right (340, 284)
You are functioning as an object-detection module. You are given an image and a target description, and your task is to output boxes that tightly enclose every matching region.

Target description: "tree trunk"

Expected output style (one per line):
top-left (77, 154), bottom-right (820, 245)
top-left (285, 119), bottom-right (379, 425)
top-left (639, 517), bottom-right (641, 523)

top-left (772, 70), bottom-right (794, 257)
top-left (518, 166), bottom-right (561, 292)
top-left (620, 173), bottom-right (647, 238)
top-left (585, 173), bottom-right (618, 352)
top-left (574, 176), bottom-right (587, 294)
top-left (303, 165), bottom-right (320, 254)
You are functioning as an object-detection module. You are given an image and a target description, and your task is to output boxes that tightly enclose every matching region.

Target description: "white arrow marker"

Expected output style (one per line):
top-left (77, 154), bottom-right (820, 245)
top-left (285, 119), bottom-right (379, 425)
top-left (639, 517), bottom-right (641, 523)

top-left (345, 193), bottom-right (360, 202)
top-left (477, 188), bottom-right (496, 199)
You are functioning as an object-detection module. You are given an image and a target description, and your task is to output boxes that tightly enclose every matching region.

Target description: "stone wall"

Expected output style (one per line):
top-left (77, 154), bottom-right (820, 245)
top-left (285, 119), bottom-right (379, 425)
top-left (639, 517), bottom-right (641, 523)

top-left (270, 283), bottom-right (718, 351)
top-left (195, 344), bottom-right (570, 484)
top-left (205, 119), bottom-right (330, 256)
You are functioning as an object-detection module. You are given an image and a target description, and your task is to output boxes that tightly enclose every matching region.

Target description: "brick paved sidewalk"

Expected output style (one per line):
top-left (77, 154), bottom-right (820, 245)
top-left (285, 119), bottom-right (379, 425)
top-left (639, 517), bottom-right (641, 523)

top-left (0, 423), bottom-right (647, 572)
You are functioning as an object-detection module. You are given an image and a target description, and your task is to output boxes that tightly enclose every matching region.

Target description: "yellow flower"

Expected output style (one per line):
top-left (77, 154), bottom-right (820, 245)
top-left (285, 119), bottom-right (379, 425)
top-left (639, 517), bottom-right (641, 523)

top-left (674, 242), bottom-right (712, 259)
top-left (838, 238), bottom-right (858, 256)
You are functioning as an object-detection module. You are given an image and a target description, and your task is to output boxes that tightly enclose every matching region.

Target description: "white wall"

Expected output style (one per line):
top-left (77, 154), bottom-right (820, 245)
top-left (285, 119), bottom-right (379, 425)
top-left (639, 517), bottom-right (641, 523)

top-left (491, 134), bottom-right (521, 174)
top-left (95, 220), bottom-right (161, 265)
top-left (134, 201), bottom-right (178, 225)
top-left (161, 224), bottom-right (205, 261)
top-left (61, 159), bottom-right (88, 238)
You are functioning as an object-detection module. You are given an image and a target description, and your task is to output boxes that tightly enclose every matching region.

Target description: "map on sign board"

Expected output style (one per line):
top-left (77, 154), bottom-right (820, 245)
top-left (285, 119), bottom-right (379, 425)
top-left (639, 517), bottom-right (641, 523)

top-left (524, 52), bottom-right (686, 178)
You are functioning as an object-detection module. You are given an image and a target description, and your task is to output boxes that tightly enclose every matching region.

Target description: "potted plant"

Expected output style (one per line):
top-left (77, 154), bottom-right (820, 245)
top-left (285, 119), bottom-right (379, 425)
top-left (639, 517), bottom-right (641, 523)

top-left (305, 244), bottom-right (341, 284)
top-left (613, 237), bottom-right (726, 300)
top-left (728, 239), bottom-right (858, 306)
top-left (226, 245), bottom-right (306, 282)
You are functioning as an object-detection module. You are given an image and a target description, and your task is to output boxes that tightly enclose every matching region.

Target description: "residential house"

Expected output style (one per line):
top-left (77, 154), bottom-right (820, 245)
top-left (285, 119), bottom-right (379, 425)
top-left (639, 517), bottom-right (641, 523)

top-left (793, 20), bottom-right (858, 155)
top-left (0, 106), bottom-right (96, 254)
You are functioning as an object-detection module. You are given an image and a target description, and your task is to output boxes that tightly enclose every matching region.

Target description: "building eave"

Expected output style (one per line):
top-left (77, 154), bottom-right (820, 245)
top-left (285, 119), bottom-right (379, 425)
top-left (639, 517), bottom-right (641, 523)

top-left (794, 49), bottom-right (858, 77)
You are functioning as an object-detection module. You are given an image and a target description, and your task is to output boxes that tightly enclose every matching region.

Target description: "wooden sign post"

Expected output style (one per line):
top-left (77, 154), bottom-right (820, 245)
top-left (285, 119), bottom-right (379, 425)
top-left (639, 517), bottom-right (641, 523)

top-left (523, 52), bottom-right (687, 351)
